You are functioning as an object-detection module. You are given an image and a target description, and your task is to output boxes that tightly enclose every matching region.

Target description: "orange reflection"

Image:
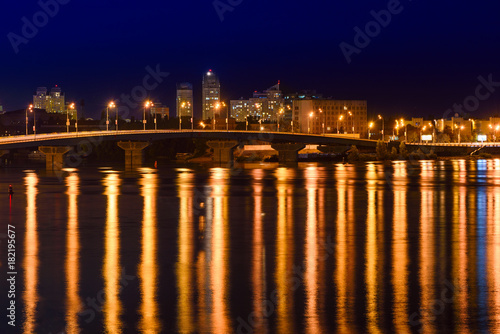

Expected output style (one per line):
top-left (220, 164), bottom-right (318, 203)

top-left (488, 176), bottom-right (500, 331)
top-left (452, 181), bottom-right (469, 330)
top-left (365, 168), bottom-right (380, 333)
top-left (335, 165), bottom-right (354, 333)
top-left (138, 172), bottom-right (161, 333)
top-left (304, 166), bottom-right (326, 333)
top-left (251, 169), bottom-right (268, 332)
top-left (23, 173), bottom-right (38, 334)
top-left (419, 170), bottom-right (436, 333)
top-left (392, 163), bottom-right (409, 333)
top-left (103, 172), bottom-right (122, 333)
top-left (176, 170), bottom-right (195, 333)
top-left (65, 173), bottom-right (81, 334)
top-left (275, 168), bottom-right (295, 333)
top-left (209, 168), bottom-right (230, 333)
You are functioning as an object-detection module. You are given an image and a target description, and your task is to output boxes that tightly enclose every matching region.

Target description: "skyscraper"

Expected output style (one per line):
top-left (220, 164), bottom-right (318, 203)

top-left (33, 85), bottom-right (65, 114)
top-left (202, 70), bottom-right (220, 120)
top-left (176, 82), bottom-right (193, 118)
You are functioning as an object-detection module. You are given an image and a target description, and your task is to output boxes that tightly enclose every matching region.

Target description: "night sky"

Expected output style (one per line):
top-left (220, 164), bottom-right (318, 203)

top-left (1, 0), bottom-right (500, 120)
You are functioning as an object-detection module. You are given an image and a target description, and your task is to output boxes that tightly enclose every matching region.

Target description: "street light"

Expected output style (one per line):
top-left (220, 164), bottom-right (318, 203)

top-left (319, 108), bottom-right (326, 135)
top-left (66, 103), bottom-right (73, 133)
top-left (200, 121), bottom-right (206, 129)
top-left (420, 125), bottom-right (427, 144)
top-left (180, 102), bottom-right (185, 131)
top-left (348, 111), bottom-right (353, 134)
top-left (107, 101), bottom-right (116, 131)
top-left (338, 115), bottom-right (344, 134)
top-left (401, 118), bottom-right (407, 142)
top-left (278, 108), bottom-right (284, 132)
top-left (378, 115), bottom-right (384, 140)
top-left (368, 122), bottom-right (373, 139)
top-left (143, 100), bottom-right (152, 130)
top-left (32, 106), bottom-right (36, 136)
top-left (214, 103), bottom-right (220, 130)
top-left (245, 116), bottom-right (249, 131)
top-left (308, 112), bottom-right (313, 134)
top-left (68, 103), bottom-right (75, 133)
top-left (25, 104), bottom-right (33, 135)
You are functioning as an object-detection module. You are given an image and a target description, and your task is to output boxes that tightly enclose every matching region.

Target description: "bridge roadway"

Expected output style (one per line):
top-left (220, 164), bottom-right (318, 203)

top-left (1, 130), bottom-right (499, 150)
top-left (0, 129), bottom-right (379, 150)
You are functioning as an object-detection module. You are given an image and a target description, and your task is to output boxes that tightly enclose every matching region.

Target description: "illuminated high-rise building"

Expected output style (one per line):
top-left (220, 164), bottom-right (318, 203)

top-left (33, 85), bottom-right (65, 114)
top-left (202, 70), bottom-right (220, 120)
top-left (176, 82), bottom-right (193, 118)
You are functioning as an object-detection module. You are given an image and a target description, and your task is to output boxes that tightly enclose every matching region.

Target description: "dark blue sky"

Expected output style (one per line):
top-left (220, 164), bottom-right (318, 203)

top-left (1, 0), bottom-right (499, 119)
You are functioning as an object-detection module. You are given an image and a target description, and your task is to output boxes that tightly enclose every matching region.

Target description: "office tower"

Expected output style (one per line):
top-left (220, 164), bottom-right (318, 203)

top-left (33, 85), bottom-right (65, 114)
top-left (202, 69), bottom-right (220, 120)
top-left (176, 82), bottom-right (193, 118)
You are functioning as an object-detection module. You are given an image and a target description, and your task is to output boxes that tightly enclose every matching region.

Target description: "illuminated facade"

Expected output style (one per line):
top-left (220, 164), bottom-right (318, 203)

top-left (230, 83), bottom-right (284, 122)
top-left (202, 70), bottom-right (220, 120)
top-left (230, 98), bottom-right (251, 122)
top-left (151, 103), bottom-right (169, 119)
top-left (293, 99), bottom-right (368, 135)
top-left (176, 83), bottom-right (193, 118)
top-left (33, 86), bottom-right (65, 114)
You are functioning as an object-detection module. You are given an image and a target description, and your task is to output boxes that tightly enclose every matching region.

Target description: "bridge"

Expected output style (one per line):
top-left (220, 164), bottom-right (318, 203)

top-left (1, 130), bottom-right (499, 169)
top-left (0, 129), bottom-right (379, 169)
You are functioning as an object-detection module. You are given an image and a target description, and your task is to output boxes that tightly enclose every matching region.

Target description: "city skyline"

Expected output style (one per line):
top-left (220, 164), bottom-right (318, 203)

top-left (1, 1), bottom-right (499, 120)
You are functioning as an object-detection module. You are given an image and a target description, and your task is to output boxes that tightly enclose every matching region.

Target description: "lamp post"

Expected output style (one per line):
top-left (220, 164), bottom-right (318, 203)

top-left (143, 100), bottom-right (152, 130)
top-left (420, 126), bottom-right (427, 143)
top-left (105, 103), bottom-right (110, 131)
top-left (180, 102), bottom-right (185, 131)
top-left (214, 103), bottom-right (220, 130)
top-left (66, 103), bottom-right (71, 133)
top-left (222, 102), bottom-right (228, 132)
top-left (348, 111), bottom-right (353, 134)
top-left (32, 107), bottom-right (36, 137)
top-left (368, 122), bottom-right (373, 139)
top-left (106, 101), bottom-right (116, 131)
top-left (338, 115), bottom-right (344, 134)
top-left (68, 103), bottom-right (75, 133)
top-left (401, 118), bottom-right (407, 143)
top-left (189, 103), bottom-right (193, 131)
top-left (245, 116), bottom-right (249, 131)
top-left (308, 112), bottom-right (313, 134)
top-left (319, 108), bottom-right (326, 135)
top-left (25, 104), bottom-right (33, 135)
top-left (378, 115), bottom-right (384, 140)
top-left (278, 108), bottom-right (284, 132)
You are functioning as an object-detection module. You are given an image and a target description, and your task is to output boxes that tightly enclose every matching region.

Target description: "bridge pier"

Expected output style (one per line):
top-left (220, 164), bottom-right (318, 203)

top-left (39, 146), bottom-right (71, 170)
top-left (271, 143), bottom-right (306, 163)
top-left (207, 140), bottom-right (238, 164)
top-left (117, 141), bottom-right (150, 169)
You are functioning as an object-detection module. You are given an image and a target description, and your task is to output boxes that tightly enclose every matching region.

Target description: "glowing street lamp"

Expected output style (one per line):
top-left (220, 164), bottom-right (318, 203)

top-left (338, 115), bottom-right (344, 134)
top-left (214, 103), bottom-right (220, 130)
top-left (308, 112), bottom-right (313, 134)
top-left (180, 102), bottom-right (185, 130)
top-left (200, 121), bottom-right (206, 129)
top-left (25, 104), bottom-right (33, 135)
top-left (107, 102), bottom-right (115, 131)
top-left (278, 108), bottom-right (284, 132)
top-left (378, 115), bottom-right (384, 140)
top-left (319, 108), bottom-right (326, 135)
top-left (143, 100), bottom-right (152, 130)
top-left (368, 122), bottom-right (373, 139)
top-left (107, 101), bottom-right (117, 131)
top-left (348, 111), bottom-right (353, 134)
top-left (66, 103), bottom-right (74, 133)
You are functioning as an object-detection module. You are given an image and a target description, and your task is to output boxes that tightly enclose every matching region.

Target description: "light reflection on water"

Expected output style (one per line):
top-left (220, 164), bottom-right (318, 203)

top-left (1, 160), bottom-right (500, 333)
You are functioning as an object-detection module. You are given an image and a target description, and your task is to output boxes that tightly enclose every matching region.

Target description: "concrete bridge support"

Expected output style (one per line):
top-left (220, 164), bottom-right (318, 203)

top-left (207, 140), bottom-right (238, 164)
top-left (39, 146), bottom-right (71, 170)
top-left (271, 143), bottom-right (306, 163)
top-left (117, 141), bottom-right (150, 169)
